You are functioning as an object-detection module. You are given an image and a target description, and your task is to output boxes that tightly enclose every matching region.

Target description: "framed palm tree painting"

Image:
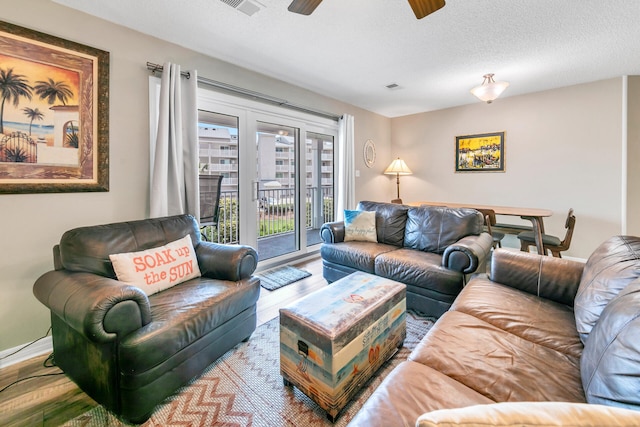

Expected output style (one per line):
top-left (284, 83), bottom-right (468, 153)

top-left (0, 20), bottom-right (109, 193)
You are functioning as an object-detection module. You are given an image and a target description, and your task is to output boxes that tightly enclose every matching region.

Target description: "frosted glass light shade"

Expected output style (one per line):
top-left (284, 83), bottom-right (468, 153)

top-left (470, 74), bottom-right (510, 104)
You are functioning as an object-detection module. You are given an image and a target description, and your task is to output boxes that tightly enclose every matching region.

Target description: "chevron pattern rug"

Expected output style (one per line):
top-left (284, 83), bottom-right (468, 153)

top-left (64, 311), bottom-right (434, 427)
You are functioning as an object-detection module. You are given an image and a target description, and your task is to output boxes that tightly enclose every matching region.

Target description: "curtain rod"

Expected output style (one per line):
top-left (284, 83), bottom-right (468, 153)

top-left (146, 62), bottom-right (341, 122)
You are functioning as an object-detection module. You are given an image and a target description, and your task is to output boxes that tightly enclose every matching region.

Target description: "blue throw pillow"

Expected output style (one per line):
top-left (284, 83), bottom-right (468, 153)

top-left (344, 210), bottom-right (377, 242)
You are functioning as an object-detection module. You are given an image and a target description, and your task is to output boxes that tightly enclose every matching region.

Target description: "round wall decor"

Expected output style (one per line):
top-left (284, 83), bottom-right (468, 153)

top-left (363, 139), bottom-right (376, 168)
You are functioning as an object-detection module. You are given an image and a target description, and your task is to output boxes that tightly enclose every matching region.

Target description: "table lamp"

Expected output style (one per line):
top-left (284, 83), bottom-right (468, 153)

top-left (384, 157), bottom-right (413, 201)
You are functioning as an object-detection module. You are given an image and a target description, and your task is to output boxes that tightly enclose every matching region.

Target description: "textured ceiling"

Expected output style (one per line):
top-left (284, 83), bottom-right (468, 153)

top-left (53, 0), bottom-right (640, 118)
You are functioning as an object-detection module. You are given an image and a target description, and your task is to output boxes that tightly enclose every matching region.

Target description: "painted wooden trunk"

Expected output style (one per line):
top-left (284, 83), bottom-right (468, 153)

top-left (279, 271), bottom-right (406, 421)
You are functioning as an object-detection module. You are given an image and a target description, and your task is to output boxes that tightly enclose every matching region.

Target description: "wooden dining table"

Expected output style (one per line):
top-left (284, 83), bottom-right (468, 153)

top-left (408, 201), bottom-right (553, 255)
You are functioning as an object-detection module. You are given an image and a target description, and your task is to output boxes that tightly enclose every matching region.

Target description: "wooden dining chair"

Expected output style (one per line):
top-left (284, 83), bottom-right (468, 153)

top-left (517, 208), bottom-right (576, 257)
top-left (476, 208), bottom-right (505, 249)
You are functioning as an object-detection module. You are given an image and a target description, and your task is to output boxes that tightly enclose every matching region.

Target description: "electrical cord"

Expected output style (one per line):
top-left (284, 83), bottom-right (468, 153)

top-left (0, 327), bottom-right (52, 360)
top-left (0, 369), bottom-right (64, 393)
top-left (43, 352), bottom-right (56, 368)
top-left (0, 328), bottom-right (63, 394)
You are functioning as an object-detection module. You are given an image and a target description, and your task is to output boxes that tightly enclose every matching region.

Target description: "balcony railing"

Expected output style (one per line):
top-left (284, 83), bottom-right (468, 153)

top-left (201, 186), bottom-right (334, 245)
top-left (199, 148), bottom-right (239, 157)
top-left (207, 164), bottom-right (238, 172)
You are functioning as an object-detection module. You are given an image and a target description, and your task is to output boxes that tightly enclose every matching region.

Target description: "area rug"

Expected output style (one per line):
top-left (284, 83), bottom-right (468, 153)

top-left (64, 310), bottom-right (434, 427)
top-left (257, 265), bottom-right (312, 291)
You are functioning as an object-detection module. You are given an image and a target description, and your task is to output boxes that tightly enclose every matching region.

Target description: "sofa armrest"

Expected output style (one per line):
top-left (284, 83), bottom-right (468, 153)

top-left (442, 233), bottom-right (493, 274)
top-left (489, 248), bottom-right (584, 306)
top-left (196, 242), bottom-right (258, 281)
top-left (33, 270), bottom-right (151, 342)
top-left (416, 402), bottom-right (640, 427)
top-left (320, 221), bottom-right (345, 243)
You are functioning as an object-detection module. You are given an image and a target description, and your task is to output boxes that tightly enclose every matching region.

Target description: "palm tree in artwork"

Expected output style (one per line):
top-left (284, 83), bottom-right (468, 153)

top-left (34, 78), bottom-right (74, 106)
top-left (22, 107), bottom-right (44, 136)
top-left (0, 67), bottom-right (33, 134)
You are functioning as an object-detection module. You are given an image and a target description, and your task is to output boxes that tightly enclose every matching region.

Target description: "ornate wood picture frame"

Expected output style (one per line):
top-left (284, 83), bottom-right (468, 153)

top-left (455, 131), bottom-right (505, 172)
top-left (0, 20), bottom-right (109, 193)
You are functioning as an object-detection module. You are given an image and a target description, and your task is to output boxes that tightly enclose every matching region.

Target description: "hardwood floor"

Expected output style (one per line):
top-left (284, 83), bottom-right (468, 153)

top-left (0, 256), bottom-right (326, 427)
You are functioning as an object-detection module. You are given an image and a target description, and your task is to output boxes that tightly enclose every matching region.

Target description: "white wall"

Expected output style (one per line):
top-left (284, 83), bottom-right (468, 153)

top-left (391, 78), bottom-right (627, 259)
top-left (0, 0), bottom-right (390, 352)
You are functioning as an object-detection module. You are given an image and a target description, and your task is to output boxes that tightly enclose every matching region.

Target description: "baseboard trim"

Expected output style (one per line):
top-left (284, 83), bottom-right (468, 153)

top-left (0, 336), bottom-right (53, 369)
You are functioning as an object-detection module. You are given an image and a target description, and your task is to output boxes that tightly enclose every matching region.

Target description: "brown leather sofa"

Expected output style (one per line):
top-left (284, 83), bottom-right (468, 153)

top-left (349, 235), bottom-right (640, 426)
top-left (320, 201), bottom-right (493, 317)
top-left (33, 214), bottom-right (260, 423)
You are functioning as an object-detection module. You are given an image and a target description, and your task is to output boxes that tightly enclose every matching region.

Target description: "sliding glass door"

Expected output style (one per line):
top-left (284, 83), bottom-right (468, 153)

top-left (304, 131), bottom-right (335, 247)
top-left (255, 120), bottom-right (300, 260)
top-left (198, 90), bottom-right (336, 266)
top-left (197, 110), bottom-right (240, 244)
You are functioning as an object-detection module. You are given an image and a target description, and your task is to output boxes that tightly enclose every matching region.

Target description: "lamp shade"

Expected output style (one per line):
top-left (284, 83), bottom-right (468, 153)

top-left (384, 158), bottom-right (413, 175)
top-left (470, 74), bottom-right (509, 104)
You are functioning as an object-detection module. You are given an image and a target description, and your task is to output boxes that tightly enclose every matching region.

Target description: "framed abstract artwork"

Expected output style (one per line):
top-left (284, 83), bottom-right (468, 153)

top-left (0, 20), bottom-right (109, 193)
top-left (455, 131), bottom-right (505, 172)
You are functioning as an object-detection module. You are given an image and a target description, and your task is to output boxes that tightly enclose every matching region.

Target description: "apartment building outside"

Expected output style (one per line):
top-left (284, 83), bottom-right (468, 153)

top-left (197, 122), bottom-right (334, 256)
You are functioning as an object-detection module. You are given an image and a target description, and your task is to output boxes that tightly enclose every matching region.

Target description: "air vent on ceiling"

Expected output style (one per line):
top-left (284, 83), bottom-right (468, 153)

top-left (219, 0), bottom-right (263, 16)
top-left (386, 83), bottom-right (401, 90)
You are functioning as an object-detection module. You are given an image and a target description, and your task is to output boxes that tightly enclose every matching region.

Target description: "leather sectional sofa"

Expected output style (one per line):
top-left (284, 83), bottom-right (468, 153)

top-left (349, 235), bottom-right (640, 426)
top-left (33, 214), bottom-right (260, 423)
top-left (320, 201), bottom-right (493, 317)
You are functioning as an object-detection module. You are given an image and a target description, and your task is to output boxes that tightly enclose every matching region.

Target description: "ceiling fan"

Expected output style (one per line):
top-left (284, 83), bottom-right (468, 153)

top-left (288, 0), bottom-right (446, 19)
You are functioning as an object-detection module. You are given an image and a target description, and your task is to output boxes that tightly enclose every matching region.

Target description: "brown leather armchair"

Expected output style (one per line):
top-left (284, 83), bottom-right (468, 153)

top-left (33, 214), bottom-right (260, 423)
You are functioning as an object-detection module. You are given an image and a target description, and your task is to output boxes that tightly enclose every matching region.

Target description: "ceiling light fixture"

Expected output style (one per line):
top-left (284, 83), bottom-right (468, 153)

top-left (470, 74), bottom-right (509, 104)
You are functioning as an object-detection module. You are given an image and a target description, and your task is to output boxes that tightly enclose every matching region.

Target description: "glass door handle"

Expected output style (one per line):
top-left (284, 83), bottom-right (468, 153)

top-left (253, 180), bottom-right (259, 201)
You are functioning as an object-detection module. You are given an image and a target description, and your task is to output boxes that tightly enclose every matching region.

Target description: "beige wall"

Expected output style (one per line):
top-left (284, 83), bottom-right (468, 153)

top-left (627, 76), bottom-right (640, 236)
top-left (0, 0), bottom-right (390, 352)
top-left (391, 78), bottom-right (627, 259)
top-left (1, 0), bottom-right (635, 354)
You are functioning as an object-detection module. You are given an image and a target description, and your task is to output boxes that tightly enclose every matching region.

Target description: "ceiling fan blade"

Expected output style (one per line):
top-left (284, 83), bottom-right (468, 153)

top-left (288, 0), bottom-right (323, 15)
top-left (408, 0), bottom-right (446, 19)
